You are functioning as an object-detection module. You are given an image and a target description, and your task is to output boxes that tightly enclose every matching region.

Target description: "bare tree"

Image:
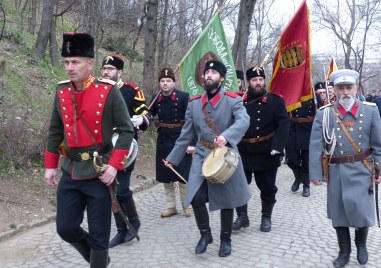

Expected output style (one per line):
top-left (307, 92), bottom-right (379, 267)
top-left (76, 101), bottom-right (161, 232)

top-left (142, 0), bottom-right (158, 93)
top-left (34, 0), bottom-right (54, 59)
top-left (157, 0), bottom-right (169, 69)
top-left (27, 0), bottom-right (38, 35)
top-left (312, 0), bottom-right (381, 90)
top-left (231, 0), bottom-right (256, 69)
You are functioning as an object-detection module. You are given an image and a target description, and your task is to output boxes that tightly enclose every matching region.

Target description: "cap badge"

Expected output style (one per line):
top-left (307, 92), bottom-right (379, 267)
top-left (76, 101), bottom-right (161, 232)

top-left (104, 55), bottom-right (114, 64)
top-left (343, 75), bottom-right (347, 81)
top-left (66, 41), bottom-right (71, 53)
top-left (165, 69), bottom-right (168, 76)
top-left (210, 63), bottom-right (214, 67)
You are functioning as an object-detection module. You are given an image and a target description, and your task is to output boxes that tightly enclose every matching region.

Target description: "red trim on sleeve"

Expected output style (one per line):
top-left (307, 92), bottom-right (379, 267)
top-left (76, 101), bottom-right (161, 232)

top-left (108, 149), bottom-right (130, 170)
top-left (44, 149), bottom-right (60, 168)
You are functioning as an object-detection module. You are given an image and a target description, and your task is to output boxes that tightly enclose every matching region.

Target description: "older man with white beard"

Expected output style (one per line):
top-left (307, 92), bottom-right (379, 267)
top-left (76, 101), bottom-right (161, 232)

top-left (309, 69), bottom-right (381, 268)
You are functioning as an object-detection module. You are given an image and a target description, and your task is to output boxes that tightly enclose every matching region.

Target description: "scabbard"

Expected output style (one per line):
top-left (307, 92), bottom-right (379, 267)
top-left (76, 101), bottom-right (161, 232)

top-left (375, 182), bottom-right (380, 228)
top-left (108, 185), bottom-right (140, 241)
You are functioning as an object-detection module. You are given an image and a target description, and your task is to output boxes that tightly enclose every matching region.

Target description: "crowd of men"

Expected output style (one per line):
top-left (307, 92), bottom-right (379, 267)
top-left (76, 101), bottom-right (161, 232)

top-left (43, 32), bottom-right (381, 268)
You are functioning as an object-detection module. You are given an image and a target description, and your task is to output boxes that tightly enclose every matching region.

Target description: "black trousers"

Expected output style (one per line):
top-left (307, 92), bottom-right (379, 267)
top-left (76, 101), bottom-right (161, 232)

top-left (56, 169), bottom-right (111, 251)
top-left (191, 180), bottom-right (209, 209)
top-left (285, 147), bottom-right (309, 173)
top-left (115, 169), bottom-right (133, 203)
top-left (244, 169), bottom-right (278, 204)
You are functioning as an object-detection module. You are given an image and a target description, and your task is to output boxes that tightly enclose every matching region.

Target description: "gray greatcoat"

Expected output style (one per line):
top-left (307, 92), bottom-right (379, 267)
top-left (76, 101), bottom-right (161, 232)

top-left (166, 88), bottom-right (251, 211)
top-left (309, 100), bottom-right (381, 227)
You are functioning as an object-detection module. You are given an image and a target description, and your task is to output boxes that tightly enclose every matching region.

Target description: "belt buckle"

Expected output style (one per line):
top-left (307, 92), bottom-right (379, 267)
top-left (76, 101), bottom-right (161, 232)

top-left (347, 155), bottom-right (355, 163)
top-left (80, 152), bottom-right (90, 161)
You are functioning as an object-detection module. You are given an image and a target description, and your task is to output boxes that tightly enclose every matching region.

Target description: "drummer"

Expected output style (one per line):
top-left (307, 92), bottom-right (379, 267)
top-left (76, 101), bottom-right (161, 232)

top-left (233, 66), bottom-right (289, 233)
top-left (165, 60), bottom-right (251, 257)
top-left (101, 54), bottom-right (151, 248)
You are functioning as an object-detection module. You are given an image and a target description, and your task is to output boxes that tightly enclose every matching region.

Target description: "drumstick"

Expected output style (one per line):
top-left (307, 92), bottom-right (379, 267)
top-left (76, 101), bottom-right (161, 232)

top-left (162, 159), bottom-right (187, 184)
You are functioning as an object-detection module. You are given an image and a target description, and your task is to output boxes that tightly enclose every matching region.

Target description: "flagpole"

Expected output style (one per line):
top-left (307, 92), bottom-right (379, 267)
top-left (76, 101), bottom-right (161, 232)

top-left (260, 36), bottom-right (280, 67)
top-left (323, 67), bottom-right (330, 105)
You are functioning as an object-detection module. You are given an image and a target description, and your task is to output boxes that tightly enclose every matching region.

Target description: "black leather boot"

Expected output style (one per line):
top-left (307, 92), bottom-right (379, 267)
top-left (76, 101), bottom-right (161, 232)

top-left (260, 201), bottom-right (274, 232)
top-left (301, 172), bottom-right (310, 197)
top-left (355, 227), bottom-right (368, 265)
top-left (219, 209), bottom-right (233, 257)
top-left (291, 168), bottom-right (301, 192)
top-left (194, 206), bottom-right (213, 254)
top-left (333, 227), bottom-right (351, 268)
top-left (232, 204), bottom-right (249, 232)
top-left (109, 211), bottom-right (127, 248)
top-left (122, 197), bottom-right (141, 242)
top-left (90, 249), bottom-right (109, 268)
top-left (71, 235), bottom-right (91, 263)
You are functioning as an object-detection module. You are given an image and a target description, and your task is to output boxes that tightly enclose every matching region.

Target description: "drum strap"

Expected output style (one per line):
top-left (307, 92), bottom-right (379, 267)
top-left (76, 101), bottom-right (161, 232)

top-left (202, 105), bottom-right (221, 136)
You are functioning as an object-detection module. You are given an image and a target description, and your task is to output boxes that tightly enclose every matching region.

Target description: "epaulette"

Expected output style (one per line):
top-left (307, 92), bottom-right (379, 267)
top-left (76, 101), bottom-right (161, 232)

top-left (189, 95), bottom-right (201, 102)
top-left (57, 80), bottom-right (70, 85)
top-left (124, 82), bottom-right (140, 90)
top-left (97, 77), bottom-right (116, 85)
top-left (319, 103), bottom-right (333, 110)
top-left (362, 101), bottom-right (376, 106)
top-left (270, 92), bottom-right (284, 99)
top-left (224, 91), bottom-right (238, 98)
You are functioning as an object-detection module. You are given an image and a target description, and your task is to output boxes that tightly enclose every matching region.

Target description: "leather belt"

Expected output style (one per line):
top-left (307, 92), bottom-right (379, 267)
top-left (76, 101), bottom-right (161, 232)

top-left (329, 148), bottom-right (372, 164)
top-left (290, 117), bottom-right (314, 123)
top-left (159, 121), bottom-right (184, 128)
top-left (241, 132), bottom-right (275, 143)
top-left (199, 139), bottom-right (215, 150)
top-left (67, 143), bottom-right (113, 162)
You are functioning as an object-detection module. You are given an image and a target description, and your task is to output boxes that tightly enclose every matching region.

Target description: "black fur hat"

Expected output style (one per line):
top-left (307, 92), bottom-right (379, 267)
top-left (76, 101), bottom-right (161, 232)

top-left (102, 54), bottom-right (124, 70)
top-left (246, 66), bottom-right (265, 80)
top-left (204, 60), bottom-right (227, 77)
top-left (61, 32), bottom-right (94, 58)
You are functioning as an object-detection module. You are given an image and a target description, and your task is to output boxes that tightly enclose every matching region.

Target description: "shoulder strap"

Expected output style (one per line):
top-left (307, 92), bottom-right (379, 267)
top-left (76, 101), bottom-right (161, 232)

top-left (202, 104), bottom-right (220, 136)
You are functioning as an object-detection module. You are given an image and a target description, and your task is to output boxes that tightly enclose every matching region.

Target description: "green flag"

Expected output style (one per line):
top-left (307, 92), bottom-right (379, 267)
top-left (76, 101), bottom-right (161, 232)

top-left (179, 12), bottom-right (238, 97)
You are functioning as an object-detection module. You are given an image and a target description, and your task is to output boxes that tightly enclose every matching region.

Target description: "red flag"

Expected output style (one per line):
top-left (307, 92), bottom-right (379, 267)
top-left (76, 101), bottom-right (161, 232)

top-left (268, 0), bottom-right (312, 112)
top-left (326, 55), bottom-right (338, 80)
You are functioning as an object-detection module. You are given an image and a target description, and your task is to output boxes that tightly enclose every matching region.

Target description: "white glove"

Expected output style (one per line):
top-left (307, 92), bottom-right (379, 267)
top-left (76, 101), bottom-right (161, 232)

top-left (131, 115), bottom-right (144, 127)
top-left (270, 150), bottom-right (280, 155)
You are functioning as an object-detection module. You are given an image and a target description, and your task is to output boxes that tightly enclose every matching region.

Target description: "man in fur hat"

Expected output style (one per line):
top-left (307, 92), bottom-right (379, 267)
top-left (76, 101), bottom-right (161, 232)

top-left (149, 67), bottom-right (196, 218)
top-left (101, 54), bottom-right (151, 248)
top-left (44, 32), bottom-right (135, 267)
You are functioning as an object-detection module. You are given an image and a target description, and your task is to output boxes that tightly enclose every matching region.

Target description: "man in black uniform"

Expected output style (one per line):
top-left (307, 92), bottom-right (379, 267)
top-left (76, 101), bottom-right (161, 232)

top-left (285, 98), bottom-right (316, 197)
top-left (101, 54), bottom-right (151, 247)
top-left (233, 66), bottom-right (289, 233)
top-left (149, 67), bottom-right (195, 217)
top-left (236, 70), bottom-right (245, 93)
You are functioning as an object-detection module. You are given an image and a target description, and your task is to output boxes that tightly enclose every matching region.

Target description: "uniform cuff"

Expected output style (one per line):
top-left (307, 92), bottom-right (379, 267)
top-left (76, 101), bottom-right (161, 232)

top-left (108, 149), bottom-right (129, 170)
top-left (44, 149), bottom-right (60, 168)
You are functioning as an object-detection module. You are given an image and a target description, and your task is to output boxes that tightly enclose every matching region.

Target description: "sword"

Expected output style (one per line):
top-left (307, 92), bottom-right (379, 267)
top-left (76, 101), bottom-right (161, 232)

top-left (93, 152), bottom-right (140, 241)
top-left (108, 184), bottom-right (140, 241)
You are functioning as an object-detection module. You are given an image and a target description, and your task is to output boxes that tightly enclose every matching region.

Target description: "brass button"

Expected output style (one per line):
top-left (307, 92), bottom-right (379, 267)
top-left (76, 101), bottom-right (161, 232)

top-left (96, 111), bottom-right (100, 115)
top-left (94, 130), bottom-right (99, 134)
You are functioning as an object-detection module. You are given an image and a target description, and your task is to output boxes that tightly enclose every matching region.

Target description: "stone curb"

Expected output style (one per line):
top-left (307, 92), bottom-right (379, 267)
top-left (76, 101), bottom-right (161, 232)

top-left (0, 177), bottom-right (157, 242)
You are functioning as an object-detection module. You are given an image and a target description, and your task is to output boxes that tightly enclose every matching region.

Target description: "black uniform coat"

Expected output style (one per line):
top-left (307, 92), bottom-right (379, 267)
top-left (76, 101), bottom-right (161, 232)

top-left (149, 88), bottom-right (194, 183)
top-left (238, 92), bottom-right (289, 171)
top-left (286, 99), bottom-right (316, 150)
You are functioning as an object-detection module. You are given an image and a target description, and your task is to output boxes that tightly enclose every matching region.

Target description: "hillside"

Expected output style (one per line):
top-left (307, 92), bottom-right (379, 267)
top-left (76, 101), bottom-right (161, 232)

top-left (0, 0), bottom-right (157, 237)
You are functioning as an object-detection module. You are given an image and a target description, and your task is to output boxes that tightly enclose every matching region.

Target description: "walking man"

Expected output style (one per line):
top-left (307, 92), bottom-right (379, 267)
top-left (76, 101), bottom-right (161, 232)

top-left (44, 33), bottom-right (135, 267)
top-left (165, 60), bottom-right (251, 257)
top-left (310, 69), bottom-right (381, 267)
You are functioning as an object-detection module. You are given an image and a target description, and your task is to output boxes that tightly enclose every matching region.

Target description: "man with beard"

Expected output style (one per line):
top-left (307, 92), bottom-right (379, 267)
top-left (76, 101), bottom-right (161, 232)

top-left (165, 60), bottom-right (251, 257)
top-left (149, 67), bottom-right (195, 218)
top-left (232, 66), bottom-right (289, 233)
top-left (101, 54), bottom-right (151, 248)
top-left (310, 69), bottom-right (381, 267)
top-left (323, 80), bottom-right (337, 105)
top-left (236, 70), bottom-right (245, 95)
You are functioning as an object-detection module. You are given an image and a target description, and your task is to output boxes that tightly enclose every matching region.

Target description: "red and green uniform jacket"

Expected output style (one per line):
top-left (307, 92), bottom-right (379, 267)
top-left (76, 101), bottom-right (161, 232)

top-left (44, 74), bottom-right (135, 179)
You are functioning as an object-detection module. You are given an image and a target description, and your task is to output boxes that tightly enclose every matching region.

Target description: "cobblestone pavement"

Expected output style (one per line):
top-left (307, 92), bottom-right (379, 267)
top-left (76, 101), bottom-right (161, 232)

top-left (0, 164), bottom-right (380, 268)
